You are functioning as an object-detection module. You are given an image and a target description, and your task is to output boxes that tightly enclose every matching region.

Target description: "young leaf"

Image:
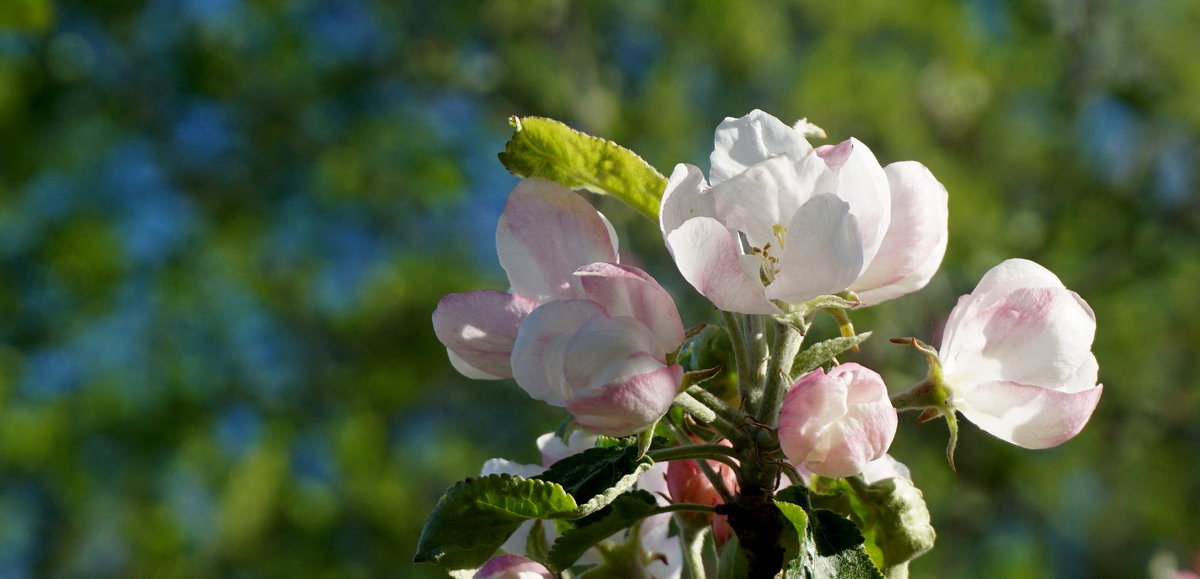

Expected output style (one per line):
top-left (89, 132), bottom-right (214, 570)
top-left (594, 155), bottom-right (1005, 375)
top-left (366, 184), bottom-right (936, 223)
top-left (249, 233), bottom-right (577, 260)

top-left (846, 476), bottom-right (937, 571)
top-left (536, 445), bottom-right (654, 518)
top-left (498, 116), bottom-right (667, 221)
top-left (544, 491), bottom-right (660, 572)
top-left (413, 474), bottom-right (578, 573)
top-left (792, 332), bottom-right (872, 378)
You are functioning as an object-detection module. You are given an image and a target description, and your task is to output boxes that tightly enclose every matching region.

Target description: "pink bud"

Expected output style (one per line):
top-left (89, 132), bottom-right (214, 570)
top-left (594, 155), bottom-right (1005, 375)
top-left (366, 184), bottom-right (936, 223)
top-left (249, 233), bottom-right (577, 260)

top-left (474, 554), bottom-right (553, 579)
top-left (778, 363), bottom-right (898, 478)
top-left (665, 441), bottom-right (738, 545)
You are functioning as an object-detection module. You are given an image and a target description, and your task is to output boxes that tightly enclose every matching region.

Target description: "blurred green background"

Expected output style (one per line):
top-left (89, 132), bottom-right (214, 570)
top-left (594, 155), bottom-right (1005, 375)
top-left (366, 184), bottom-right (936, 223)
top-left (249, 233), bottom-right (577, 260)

top-left (0, 0), bottom-right (1197, 577)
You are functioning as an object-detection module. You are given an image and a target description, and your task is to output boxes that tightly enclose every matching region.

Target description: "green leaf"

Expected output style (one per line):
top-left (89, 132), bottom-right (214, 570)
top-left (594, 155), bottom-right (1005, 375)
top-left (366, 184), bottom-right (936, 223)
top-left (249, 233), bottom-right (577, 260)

top-left (845, 477), bottom-right (936, 572)
top-left (716, 535), bottom-right (749, 579)
top-left (545, 491), bottom-right (660, 572)
top-left (498, 116), bottom-right (667, 221)
top-left (783, 509), bottom-right (884, 579)
top-left (792, 332), bottom-right (873, 378)
top-left (536, 445), bottom-right (654, 518)
top-left (413, 474), bottom-right (579, 573)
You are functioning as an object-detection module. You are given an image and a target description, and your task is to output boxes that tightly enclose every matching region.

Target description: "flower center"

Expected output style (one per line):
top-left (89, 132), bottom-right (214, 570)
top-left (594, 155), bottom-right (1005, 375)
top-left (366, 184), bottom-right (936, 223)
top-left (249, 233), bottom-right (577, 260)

top-left (749, 224), bottom-right (787, 283)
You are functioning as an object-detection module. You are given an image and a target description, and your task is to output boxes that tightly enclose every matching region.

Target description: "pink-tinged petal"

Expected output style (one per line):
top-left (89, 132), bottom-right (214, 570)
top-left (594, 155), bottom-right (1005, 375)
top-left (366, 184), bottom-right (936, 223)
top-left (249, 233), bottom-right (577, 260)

top-left (945, 287), bottom-right (1096, 388)
top-left (666, 217), bottom-right (782, 314)
top-left (955, 381), bottom-right (1103, 449)
top-left (660, 163), bottom-right (715, 236)
top-left (561, 316), bottom-right (666, 389)
top-left (566, 364), bottom-right (683, 436)
top-left (778, 364), bottom-right (897, 478)
top-left (432, 290), bottom-right (541, 380)
top-left (851, 161), bottom-right (949, 305)
top-left (511, 300), bottom-right (607, 406)
top-left (765, 194), bottom-right (864, 303)
top-left (496, 178), bottom-right (619, 303)
top-left (815, 138), bottom-right (891, 265)
top-left (710, 109), bottom-right (815, 184)
top-left (575, 262), bottom-right (686, 351)
top-left (447, 349), bottom-right (505, 380)
top-left (475, 554), bottom-right (554, 579)
top-left (968, 258), bottom-right (1068, 307)
top-left (712, 154), bottom-right (824, 250)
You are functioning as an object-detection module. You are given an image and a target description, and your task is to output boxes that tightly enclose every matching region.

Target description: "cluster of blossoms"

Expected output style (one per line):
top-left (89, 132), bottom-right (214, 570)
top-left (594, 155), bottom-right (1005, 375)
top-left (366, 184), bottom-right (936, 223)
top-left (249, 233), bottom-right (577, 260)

top-left (423, 110), bottom-right (1102, 579)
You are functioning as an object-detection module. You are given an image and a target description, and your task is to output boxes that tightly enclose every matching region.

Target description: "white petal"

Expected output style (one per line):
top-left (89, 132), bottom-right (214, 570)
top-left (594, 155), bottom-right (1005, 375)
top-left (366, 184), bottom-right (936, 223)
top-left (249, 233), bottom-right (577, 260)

top-left (814, 138), bottom-right (891, 267)
top-left (511, 300), bottom-right (606, 406)
top-left (660, 163), bottom-right (715, 236)
top-left (956, 380), bottom-right (1103, 449)
top-left (765, 194), bottom-right (865, 303)
top-left (496, 178), bottom-right (619, 303)
top-left (575, 262), bottom-right (686, 352)
top-left (561, 315), bottom-right (665, 392)
top-left (944, 287), bottom-right (1095, 388)
top-left (712, 154), bottom-right (823, 250)
top-left (666, 218), bottom-right (781, 314)
top-left (432, 290), bottom-right (540, 380)
top-left (850, 161), bottom-right (949, 305)
top-left (710, 109), bottom-right (814, 184)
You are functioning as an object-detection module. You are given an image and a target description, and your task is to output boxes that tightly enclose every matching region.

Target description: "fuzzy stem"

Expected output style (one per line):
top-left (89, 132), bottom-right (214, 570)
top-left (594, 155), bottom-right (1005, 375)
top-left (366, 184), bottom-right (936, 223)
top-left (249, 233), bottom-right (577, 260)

top-left (678, 519), bottom-right (712, 579)
top-left (673, 391), bottom-right (752, 447)
top-left (741, 314), bottom-right (770, 412)
top-left (648, 444), bottom-right (740, 468)
top-left (759, 319), bottom-right (805, 427)
top-left (720, 310), bottom-right (751, 388)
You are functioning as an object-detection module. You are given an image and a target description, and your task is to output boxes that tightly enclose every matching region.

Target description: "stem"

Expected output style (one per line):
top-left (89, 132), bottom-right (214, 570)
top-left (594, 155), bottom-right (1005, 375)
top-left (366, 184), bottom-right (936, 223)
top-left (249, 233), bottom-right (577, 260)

top-left (741, 314), bottom-right (770, 412)
top-left (648, 443), bottom-right (740, 465)
top-left (673, 391), bottom-right (752, 447)
top-left (720, 310), bottom-right (751, 386)
top-left (759, 319), bottom-right (804, 428)
top-left (655, 502), bottom-right (718, 515)
top-left (678, 519), bottom-right (712, 579)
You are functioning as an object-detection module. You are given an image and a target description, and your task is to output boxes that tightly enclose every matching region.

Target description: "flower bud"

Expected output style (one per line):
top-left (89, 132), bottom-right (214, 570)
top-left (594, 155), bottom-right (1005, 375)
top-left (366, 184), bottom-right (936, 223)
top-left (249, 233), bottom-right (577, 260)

top-left (474, 554), bottom-right (553, 579)
top-left (778, 363), bottom-right (897, 478)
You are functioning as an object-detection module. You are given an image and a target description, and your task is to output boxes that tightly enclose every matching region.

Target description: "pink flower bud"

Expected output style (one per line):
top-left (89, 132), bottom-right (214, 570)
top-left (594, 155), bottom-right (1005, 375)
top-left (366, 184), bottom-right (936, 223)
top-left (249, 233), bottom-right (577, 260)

top-left (474, 554), bottom-right (553, 579)
top-left (778, 363), bottom-right (898, 478)
top-left (665, 440), bottom-right (738, 545)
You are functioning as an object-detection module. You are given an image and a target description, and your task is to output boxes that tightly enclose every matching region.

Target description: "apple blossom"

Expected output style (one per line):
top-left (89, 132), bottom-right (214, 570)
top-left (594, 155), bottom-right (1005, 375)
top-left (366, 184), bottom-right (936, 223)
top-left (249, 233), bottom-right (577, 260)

top-left (936, 258), bottom-right (1103, 449)
top-left (510, 263), bottom-right (685, 435)
top-left (659, 110), bottom-right (947, 314)
top-left (778, 363), bottom-right (898, 478)
top-left (432, 177), bottom-right (619, 380)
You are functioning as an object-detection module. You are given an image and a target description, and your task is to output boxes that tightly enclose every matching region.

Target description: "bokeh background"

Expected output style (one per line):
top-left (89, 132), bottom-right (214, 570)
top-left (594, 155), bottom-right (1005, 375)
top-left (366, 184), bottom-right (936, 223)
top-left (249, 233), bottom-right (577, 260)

top-left (1, 0), bottom-right (1198, 577)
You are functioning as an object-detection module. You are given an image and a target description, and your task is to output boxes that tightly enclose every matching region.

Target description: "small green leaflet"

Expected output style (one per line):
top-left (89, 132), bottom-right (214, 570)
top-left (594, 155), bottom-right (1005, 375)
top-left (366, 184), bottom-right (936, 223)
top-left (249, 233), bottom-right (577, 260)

top-left (499, 116), bottom-right (668, 221)
top-left (536, 445), bottom-right (655, 519)
top-left (792, 332), bottom-right (873, 379)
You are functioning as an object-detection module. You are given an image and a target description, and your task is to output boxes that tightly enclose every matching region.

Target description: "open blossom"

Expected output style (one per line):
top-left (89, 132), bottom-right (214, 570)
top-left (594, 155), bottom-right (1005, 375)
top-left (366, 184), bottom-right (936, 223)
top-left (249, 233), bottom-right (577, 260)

top-left (432, 177), bottom-right (619, 380)
top-left (432, 179), bottom-right (685, 435)
top-left (938, 258), bottom-right (1102, 449)
top-left (511, 263), bottom-right (685, 436)
top-left (778, 363), bottom-right (898, 478)
top-left (659, 110), bottom-right (947, 314)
